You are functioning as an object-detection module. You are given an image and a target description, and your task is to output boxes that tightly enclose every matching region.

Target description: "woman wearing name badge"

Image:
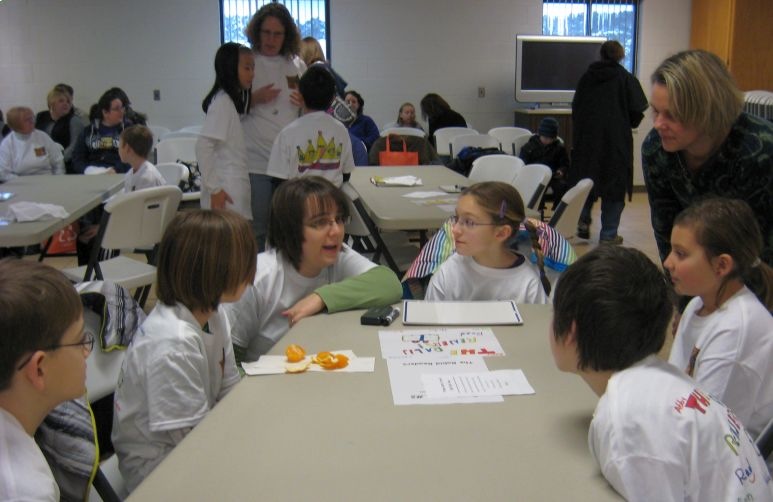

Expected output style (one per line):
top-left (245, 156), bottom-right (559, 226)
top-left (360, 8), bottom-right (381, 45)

top-left (225, 176), bottom-right (402, 363)
top-left (242, 3), bottom-right (307, 249)
top-left (0, 106), bottom-right (65, 182)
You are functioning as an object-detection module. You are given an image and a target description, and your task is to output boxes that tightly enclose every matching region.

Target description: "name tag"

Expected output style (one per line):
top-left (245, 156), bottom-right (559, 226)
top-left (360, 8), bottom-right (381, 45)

top-left (34, 146), bottom-right (47, 157)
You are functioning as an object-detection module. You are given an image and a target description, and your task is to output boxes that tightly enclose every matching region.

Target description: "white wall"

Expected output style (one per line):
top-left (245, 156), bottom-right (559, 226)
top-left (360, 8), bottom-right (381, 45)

top-left (0, 0), bottom-right (691, 183)
top-left (0, 0), bottom-right (220, 130)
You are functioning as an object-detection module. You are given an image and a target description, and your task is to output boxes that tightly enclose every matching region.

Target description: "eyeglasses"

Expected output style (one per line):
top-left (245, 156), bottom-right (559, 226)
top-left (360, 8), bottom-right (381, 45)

top-left (305, 215), bottom-right (351, 231)
top-left (260, 29), bottom-right (285, 39)
top-left (109, 106), bottom-right (125, 113)
top-left (450, 215), bottom-right (500, 230)
top-left (16, 331), bottom-right (95, 371)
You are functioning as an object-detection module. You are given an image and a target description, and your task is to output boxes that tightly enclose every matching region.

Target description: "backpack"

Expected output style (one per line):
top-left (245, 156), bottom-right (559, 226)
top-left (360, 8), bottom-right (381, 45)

top-left (447, 146), bottom-right (505, 176)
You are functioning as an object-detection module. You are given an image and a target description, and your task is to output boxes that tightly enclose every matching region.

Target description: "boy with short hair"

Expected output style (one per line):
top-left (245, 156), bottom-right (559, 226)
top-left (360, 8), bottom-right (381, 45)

top-left (550, 246), bottom-right (772, 500)
top-left (119, 124), bottom-right (165, 193)
top-left (0, 259), bottom-right (91, 500)
top-left (267, 65), bottom-right (354, 187)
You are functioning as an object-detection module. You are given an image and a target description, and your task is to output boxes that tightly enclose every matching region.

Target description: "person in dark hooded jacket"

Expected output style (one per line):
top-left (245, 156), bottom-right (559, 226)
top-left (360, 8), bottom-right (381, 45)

top-left (571, 40), bottom-right (647, 243)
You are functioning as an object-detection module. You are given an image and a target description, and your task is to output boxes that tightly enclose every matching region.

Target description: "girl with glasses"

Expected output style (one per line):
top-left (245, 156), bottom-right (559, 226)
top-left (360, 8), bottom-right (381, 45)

top-left (425, 181), bottom-right (550, 304)
top-left (225, 176), bottom-right (402, 363)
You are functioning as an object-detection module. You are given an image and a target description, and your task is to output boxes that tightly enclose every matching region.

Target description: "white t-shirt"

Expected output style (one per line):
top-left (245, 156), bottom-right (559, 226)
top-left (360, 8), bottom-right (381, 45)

top-left (112, 303), bottom-right (240, 492)
top-left (590, 355), bottom-right (772, 501)
top-left (267, 110), bottom-right (354, 187)
top-left (242, 53), bottom-right (306, 175)
top-left (196, 90), bottom-right (251, 219)
top-left (225, 245), bottom-right (376, 361)
top-left (669, 286), bottom-right (773, 438)
top-left (123, 160), bottom-right (166, 193)
top-left (0, 130), bottom-right (64, 181)
top-left (425, 253), bottom-right (548, 304)
top-left (0, 408), bottom-right (59, 501)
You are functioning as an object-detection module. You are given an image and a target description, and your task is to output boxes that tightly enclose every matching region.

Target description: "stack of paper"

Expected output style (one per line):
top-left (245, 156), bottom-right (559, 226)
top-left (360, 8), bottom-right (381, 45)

top-left (378, 327), bottom-right (534, 406)
top-left (370, 175), bottom-right (423, 187)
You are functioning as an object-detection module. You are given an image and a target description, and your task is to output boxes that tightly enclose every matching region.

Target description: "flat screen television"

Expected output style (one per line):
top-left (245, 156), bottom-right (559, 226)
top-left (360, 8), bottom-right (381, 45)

top-left (515, 35), bottom-right (606, 106)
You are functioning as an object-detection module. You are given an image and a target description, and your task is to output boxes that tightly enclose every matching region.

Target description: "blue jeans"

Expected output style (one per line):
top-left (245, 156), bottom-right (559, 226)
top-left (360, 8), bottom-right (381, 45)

top-left (580, 196), bottom-right (625, 241)
top-left (249, 173), bottom-right (275, 251)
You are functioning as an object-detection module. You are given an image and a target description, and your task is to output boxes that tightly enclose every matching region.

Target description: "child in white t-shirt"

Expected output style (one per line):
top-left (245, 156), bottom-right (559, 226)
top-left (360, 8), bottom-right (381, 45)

top-left (196, 42), bottom-right (254, 220)
top-left (267, 65), bottom-right (354, 188)
top-left (664, 197), bottom-right (773, 439)
top-left (426, 181), bottom-right (549, 304)
top-left (550, 245), bottom-right (772, 500)
top-left (225, 176), bottom-right (402, 362)
top-left (119, 125), bottom-right (165, 193)
top-left (112, 210), bottom-right (257, 492)
top-left (0, 260), bottom-right (91, 501)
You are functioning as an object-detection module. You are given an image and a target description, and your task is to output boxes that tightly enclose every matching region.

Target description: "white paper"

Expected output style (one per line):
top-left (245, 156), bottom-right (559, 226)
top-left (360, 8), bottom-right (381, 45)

top-left (386, 357), bottom-right (503, 406)
top-left (370, 175), bottom-right (423, 187)
top-left (379, 327), bottom-right (505, 359)
top-left (421, 369), bottom-right (535, 398)
top-left (241, 350), bottom-right (375, 376)
top-left (401, 191), bottom-right (448, 199)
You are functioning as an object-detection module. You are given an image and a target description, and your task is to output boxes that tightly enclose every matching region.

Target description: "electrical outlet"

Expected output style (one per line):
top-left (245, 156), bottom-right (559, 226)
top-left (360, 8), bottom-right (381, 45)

top-left (478, 86), bottom-right (485, 98)
top-left (153, 89), bottom-right (161, 101)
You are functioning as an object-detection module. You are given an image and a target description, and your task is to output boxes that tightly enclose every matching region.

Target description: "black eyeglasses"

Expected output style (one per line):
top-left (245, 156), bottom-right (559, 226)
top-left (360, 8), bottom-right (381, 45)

top-left (16, 331), bottom-right (95, 371)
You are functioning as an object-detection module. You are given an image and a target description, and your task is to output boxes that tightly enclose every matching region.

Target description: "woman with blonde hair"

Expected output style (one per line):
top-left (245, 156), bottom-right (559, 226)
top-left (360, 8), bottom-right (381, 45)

top-left (642, 49), bottom-right (773, 266)
top-left (34, 86), bottom-right (85, 172)
top-left (300, 36), bottom-right (347, 98)
top-left (382, 102), bottom-right (424, 132)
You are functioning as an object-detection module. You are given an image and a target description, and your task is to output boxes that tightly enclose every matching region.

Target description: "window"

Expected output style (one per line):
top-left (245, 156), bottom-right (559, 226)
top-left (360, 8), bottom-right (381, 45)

top-left (543, 0), bottom-right (638, 72)
top-left (221, 0), bottom-right (329, 56)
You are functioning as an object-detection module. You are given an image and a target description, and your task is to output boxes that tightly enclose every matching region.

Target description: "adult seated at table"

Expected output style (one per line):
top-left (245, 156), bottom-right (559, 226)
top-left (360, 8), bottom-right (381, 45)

top-left (344, 90), bottom-right (379, 150)
top-left (420, 93), bottom-right (467, 147)
top-left (382, 102), bottom-right (424, 132)
top-left (71, 88), bottom-right (131, 174)
top-left (0, 106), bottom-right (65, 182)
top-left (107, 87), bottom-right (148, 127)
top-left (35, 85), bottom-right (85, 173)
top-left (225, 176), bottom-right (402, 362)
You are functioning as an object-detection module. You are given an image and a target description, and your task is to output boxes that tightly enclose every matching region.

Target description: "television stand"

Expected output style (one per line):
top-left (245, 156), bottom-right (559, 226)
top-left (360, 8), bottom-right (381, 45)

top-left (513, 108), bottom-right (573, 153)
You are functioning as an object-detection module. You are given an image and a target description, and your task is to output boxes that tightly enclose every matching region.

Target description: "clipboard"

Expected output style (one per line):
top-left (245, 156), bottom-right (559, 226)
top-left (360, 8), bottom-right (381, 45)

top-left (402, 300), bottom-right (523, 325)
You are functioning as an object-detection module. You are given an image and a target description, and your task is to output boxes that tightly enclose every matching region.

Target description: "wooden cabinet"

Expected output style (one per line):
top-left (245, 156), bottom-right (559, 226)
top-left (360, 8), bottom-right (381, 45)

top-left (690, 0), bottom-right (773, 90)
top-left (513, 108), bottom-right (574, 153)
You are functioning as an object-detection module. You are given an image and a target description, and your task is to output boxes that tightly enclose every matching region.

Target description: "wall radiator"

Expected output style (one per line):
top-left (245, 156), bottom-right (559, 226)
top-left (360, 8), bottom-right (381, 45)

top-left (744, 91), bottom-right (773, 121)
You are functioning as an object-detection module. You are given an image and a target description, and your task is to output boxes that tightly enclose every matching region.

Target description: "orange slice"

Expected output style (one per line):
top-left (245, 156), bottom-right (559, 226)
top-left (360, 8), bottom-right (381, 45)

top-left (312, 351), bottom-right (349, 370)
top-left (285, 359), bottom-right (311, 373)
top-left (285, 344), bottom-right (306, 363)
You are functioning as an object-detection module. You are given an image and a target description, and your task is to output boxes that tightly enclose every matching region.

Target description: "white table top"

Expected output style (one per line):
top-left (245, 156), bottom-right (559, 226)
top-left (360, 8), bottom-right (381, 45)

top-left (130, 304), bottom-right (620, 501)
top-left (0, 174), bottom-right (125, 247)
top-left (348, 166), bottom-right (469, 231)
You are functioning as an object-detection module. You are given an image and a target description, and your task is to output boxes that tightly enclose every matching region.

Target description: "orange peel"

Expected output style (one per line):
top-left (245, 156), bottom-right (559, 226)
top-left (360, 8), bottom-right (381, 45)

top-left (285, 344), bottom-right (306, 363)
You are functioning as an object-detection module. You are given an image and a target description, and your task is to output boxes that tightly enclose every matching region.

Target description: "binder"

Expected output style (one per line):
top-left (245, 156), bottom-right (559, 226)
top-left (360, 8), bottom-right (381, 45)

top-left (402, 300), bottom-right (523, 325)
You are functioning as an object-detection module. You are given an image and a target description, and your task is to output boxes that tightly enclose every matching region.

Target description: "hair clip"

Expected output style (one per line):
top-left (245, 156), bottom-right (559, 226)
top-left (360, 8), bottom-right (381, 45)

top-left (498, 200), bottom-right (507, 219)
top-left (751, 257), bottom-right (761, 268)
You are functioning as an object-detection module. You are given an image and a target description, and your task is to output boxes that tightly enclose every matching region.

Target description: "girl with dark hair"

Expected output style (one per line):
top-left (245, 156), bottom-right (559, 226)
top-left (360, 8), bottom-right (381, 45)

top-left (425, 181), bottom-right (549, 304)
top-left (195, 43), bottom-right (255, 220)
top-left (71, 88), bottom-right (131, 174)
top-left (665, 197), bottom-right (773, 440)
top-left (241, 2), bottom-right (306, 249)
top-left (225, 176), bottom-right (402, 362)
top-left (105, 87), bottom-right (147, 126)
top-left (344, 90), bottom-right (379, 149)
top-left (419, 93), bottom-right (467, 146)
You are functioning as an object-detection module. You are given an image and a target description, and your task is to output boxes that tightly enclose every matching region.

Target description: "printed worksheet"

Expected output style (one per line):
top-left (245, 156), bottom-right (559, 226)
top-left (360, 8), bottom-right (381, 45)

top-left (386, 357), bottom-right (503, 406)
top-left (421, 369), bottom-right (535, 398)
top-left (378, 327), bottom-right (505, 359)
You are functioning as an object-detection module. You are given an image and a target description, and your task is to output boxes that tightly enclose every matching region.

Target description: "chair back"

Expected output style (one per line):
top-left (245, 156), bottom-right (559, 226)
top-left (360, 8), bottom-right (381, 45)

top-left (513, 164), bottom-right (553, 210)
top-left (156, 137), bottom-right (197, 164)
top-left (433, 127), bottom-right (478, 156)
top-left (450, 133), bottom-right (500, 159)
top-left (548, 178), bottom-right (594, 239)
top-left (101, 186), bottom-right (182, 250)
top-left (487, 127), bottom-right (532, 155)
top-left (381, 127), bottom-right (426, 138)
top-left (512, 133), bottom-right (533, 156)
top-left (147, 124), bottom-right (171, 145)
top-left (158, 130), bottom-right (199, 142)
top-left (155, 162), bottom-right (187, 186)
top-left (756, 416), bottom-right (773, 460)
top-left (469, 154), bottom-right (525, 184)
top-left (178, 124), bottom-right (203, 134)
top-left (341, 183), bottom-right (370, 238)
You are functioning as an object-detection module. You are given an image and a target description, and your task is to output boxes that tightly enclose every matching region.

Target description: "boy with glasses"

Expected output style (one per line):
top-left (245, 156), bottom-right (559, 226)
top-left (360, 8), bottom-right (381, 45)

top-left (0, 259), bottom-right (91, 500)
